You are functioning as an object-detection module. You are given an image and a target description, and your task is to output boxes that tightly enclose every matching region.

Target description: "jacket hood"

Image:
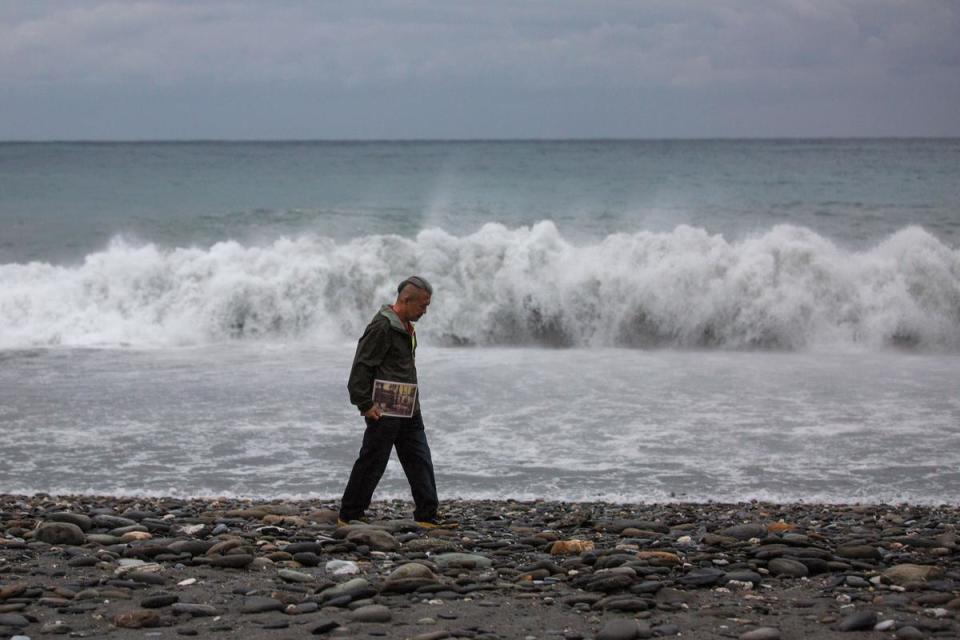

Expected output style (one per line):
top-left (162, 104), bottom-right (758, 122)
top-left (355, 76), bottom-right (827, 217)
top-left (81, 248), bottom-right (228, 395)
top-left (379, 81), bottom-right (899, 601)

top-left (378, 304), bottom-right (413, 334)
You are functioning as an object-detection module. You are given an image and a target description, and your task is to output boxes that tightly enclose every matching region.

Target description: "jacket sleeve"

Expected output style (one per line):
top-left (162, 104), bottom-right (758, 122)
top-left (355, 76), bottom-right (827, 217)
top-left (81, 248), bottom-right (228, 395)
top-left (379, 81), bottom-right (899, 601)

top-left (347, 320), bottom-right (389, 414)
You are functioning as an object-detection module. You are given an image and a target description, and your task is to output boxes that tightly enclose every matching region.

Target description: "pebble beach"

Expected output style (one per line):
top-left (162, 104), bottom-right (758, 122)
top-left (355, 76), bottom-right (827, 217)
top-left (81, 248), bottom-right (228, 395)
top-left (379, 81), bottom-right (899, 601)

top-left (1, 496), bottom-right (958, 640)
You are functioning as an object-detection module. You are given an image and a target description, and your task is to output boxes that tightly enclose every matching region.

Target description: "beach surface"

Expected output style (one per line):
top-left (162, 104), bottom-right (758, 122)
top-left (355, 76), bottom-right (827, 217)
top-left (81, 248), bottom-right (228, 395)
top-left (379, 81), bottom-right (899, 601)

top-left (1, 495), bottom-right (958, 640)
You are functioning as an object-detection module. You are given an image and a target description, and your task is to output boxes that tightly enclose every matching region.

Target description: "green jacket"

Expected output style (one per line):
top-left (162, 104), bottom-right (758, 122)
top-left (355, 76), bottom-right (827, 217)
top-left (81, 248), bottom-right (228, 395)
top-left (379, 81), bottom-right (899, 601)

top-left (347, 305), bottom-right (419, 415)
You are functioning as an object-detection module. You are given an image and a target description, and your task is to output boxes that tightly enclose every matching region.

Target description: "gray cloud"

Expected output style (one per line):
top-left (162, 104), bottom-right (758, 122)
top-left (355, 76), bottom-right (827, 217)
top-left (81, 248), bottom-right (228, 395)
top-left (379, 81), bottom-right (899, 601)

top-left (1, 0), bottom-right (958, 138)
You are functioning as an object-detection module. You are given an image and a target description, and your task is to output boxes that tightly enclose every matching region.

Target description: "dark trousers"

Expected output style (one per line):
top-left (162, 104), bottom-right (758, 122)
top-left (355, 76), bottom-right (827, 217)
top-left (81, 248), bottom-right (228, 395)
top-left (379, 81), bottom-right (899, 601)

top-left (340, 413), bottom-right (438, 522)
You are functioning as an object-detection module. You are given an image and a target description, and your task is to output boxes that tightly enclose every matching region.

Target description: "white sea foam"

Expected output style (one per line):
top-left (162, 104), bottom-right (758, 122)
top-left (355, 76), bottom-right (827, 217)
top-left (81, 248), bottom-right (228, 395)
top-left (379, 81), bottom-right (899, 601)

top-left (2, 343), bottom-right (959, 503)
top-left (1, 222), bottom-right (958, 350)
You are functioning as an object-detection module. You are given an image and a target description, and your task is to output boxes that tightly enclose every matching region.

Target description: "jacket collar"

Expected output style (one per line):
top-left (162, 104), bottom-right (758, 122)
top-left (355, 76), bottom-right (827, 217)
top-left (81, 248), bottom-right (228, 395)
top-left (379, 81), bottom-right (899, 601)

top-left (378, 304), bottom-right (413, 334)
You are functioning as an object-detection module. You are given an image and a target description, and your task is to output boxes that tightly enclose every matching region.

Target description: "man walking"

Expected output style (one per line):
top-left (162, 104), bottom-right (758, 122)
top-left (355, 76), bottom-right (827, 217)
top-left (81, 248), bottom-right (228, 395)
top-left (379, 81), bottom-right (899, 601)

top-left (339, 276), bottom-right (439, 527)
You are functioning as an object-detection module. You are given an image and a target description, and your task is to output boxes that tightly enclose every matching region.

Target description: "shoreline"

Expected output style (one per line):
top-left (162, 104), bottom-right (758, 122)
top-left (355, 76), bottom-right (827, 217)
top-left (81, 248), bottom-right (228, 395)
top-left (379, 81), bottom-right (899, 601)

top-left (1, 495), bottom-right (957, 639)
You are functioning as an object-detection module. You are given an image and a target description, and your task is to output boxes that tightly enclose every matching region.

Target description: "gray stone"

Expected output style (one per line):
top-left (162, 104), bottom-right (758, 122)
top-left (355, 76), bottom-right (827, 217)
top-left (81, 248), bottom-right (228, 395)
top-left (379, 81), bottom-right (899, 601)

top-left (167, 540), bottom-right (215, 555)
top-left (261, 619), bottom-right (290, 629)
top-left (602, 597), bottom-right (649, 612)
top-left (240, 596), bottom-right (285, 614)
top-left (894, 626), bottom-right (925, 640)
top-left (114, 610), bottom-right (161, 629)
top-left (307, 508), bottom-right (339, 525)
top-left (588, 573), bottom-right (635, 592)
top-left (111, 524), bottom-right (149, 537)
top-left (630, 580), bottom-right (664, 594)
top-left (35, 522), bottom-right (86, 546)
top-left (836, 611), bottom-right (878, 632)
top-left (718, 524), bottom-right (767, 540)
top-left (278, 569), bottom-right (315, 583)
top-left (836, 545), bottom-right (880, 560)
top-left (283, 542), bottom-right (327, 554)
top-left (67, 555), bottom-right (98, 567)
top-left (914, 593), bottom-right (953, 606)
top-left (206, 554), bottom-right (253, 568)
top-left (172, 603), bottom-right (220, 617)
top-left (606, 520), bottom-right (669, 534)
top-left (128, 571), bottom-right (167, 586)
top-left (845, 576), bottom-right (871, 588)
top-left (92, 514), bottom-right (138, 529)
top-left (321, 577), bottom-right (372, 600)
top-left (381, 577), bottom-right (439, 594)
top-left (723, 570), bottom-right (763, 585)
top-left (291, 602), bottom-right (320, 614)
top-left (676, 567), bottom-right (726, 587)
top-left (883, 564), bottom-right (942, 585)
top-left (293, 552), bottom-right (321, 567)
top-left (411, 631), bottom-right (452, 640)
top-left (376, 519), bottom-right (422, 533)
top-left (387, 562), bottom-right (437, 582)
top-left (431, 552), bottom-right (493, 569)
top-left (86, 533), bottom-right (121, 545)
top-left (782, 533), bottom-right (810, 545)
top-left (740, 628), bottom-right (781, 640)
top-left (47, 512), bottom-right (92, 531)
top-left (768, 558), bottom-right (808, 578)
top-left (141, 594), bottom-right (179, 608)
top-left (345, 528), bottom-right (399, 551)
top-left (0, 613), bottom-right (30, 627)
top-left (350, 604), bottom-right (392, 623)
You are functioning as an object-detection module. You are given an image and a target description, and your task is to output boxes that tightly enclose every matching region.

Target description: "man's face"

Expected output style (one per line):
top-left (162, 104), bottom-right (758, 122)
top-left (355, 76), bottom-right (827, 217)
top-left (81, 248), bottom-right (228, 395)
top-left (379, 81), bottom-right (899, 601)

top-left (407, 291), bottom-right (431, 321)
top-left (397, 285), bottom-right (431, 322)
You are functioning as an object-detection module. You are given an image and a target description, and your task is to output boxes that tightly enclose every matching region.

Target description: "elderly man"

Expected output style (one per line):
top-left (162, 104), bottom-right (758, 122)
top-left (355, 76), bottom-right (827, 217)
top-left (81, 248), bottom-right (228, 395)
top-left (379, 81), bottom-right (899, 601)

top-left (339, 276), bottom-right (439, 527)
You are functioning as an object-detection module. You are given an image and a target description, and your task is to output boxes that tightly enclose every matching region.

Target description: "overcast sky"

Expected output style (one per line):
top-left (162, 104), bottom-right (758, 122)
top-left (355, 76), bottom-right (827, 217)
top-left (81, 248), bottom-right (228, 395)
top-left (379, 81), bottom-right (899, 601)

top-left (2, 0), bottom-right (958, 139)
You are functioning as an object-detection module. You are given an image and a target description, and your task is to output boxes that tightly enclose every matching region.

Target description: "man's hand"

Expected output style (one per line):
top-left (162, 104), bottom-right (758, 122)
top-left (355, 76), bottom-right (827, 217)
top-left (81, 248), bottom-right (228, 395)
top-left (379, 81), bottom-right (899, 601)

top-left (363, 405), bottom-right (383, 421)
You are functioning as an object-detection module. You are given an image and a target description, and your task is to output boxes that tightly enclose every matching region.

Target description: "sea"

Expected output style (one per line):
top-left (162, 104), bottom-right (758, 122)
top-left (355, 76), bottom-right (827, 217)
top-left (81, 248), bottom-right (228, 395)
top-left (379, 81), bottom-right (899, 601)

top-left (1, 139), bottom-right (959, 505)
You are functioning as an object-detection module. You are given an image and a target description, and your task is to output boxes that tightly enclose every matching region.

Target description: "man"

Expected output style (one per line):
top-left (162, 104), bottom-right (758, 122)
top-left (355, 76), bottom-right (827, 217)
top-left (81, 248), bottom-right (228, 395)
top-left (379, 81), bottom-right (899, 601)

top-left (339, 276), bottom-right (439, 527)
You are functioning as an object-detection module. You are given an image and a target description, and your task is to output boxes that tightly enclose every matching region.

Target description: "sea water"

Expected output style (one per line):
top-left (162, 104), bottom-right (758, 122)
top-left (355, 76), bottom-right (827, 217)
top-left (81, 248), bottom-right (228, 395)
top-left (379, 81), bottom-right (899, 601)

top-left (1, 140), bottom-right (958, 503)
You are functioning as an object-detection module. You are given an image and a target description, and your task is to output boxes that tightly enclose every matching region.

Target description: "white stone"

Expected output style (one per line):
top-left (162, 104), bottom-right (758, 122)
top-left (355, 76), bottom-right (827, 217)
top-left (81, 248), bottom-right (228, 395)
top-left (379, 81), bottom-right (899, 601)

top-left (278, 569), bottom-right (315, 583)
top-left (117, 558), bottom-right (147, 568)
top-left (325, 559), bottom-right (360, 576)
top-left (115, 560), bottom-right (161, 576)
top-left (178, 524), bottom-right (204, 535)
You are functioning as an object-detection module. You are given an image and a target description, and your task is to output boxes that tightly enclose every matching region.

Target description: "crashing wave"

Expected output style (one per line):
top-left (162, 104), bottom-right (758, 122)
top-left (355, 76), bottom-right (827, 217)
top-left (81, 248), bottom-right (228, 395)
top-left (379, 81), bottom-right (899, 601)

top-left (1, 222), bottom-right (958, 350)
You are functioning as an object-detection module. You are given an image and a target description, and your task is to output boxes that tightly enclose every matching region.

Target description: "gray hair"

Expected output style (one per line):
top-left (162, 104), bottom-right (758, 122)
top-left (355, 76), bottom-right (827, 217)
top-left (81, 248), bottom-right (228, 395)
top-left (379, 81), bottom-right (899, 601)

top-left (397, 276), bottom-right (433, 295)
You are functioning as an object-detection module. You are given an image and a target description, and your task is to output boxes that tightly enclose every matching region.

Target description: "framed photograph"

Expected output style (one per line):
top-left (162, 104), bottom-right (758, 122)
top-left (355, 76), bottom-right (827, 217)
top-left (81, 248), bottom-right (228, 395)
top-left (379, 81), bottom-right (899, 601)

top-left (372, 379), bottom-right (418, 417)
